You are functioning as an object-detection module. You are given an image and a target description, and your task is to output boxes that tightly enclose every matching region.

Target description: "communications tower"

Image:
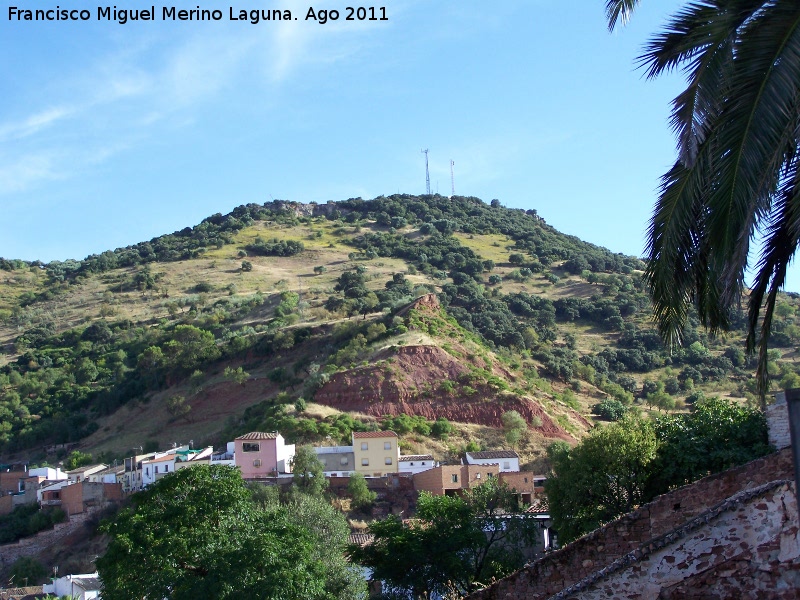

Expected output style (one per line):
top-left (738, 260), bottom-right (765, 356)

top-left (421, 149), bottom-right (430, 195)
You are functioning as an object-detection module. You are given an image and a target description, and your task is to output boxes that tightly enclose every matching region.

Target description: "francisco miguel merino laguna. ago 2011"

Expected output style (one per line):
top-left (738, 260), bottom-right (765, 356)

top-left (7, 5), bottom-right (389, 24)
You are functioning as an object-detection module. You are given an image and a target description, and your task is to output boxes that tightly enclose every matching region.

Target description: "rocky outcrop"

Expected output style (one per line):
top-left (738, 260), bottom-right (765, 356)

top-left (314, 344), bottom-right (572, 439)
top-left (264, 200), bottom-right (349, 218)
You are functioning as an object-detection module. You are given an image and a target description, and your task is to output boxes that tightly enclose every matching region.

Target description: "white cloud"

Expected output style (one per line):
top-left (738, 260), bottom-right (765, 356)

top-left (0, 106), bottom-right (74, 143)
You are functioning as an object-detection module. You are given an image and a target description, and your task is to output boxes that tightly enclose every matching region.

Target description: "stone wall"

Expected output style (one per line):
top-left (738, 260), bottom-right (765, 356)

top-left (468, 447), bottom-right (796, 599)
top-left (768, 392), bottom-right (791, 450)
top-left (0, 509), bottom-right (96, 568)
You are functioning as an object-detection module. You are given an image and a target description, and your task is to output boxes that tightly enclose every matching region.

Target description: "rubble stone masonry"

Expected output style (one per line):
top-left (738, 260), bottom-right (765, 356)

top-left (468, 447), bottom-right (797, 599)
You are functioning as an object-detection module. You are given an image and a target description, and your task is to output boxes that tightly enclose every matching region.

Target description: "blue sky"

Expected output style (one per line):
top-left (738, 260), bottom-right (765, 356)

top-left (3, 0), bottom-right (798, 290)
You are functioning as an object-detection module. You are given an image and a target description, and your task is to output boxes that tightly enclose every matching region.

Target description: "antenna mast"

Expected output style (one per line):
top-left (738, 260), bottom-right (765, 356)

top-left (421, 149), bottom-right (430, 195)
top-left (450, 160), bottom-right (455, 197)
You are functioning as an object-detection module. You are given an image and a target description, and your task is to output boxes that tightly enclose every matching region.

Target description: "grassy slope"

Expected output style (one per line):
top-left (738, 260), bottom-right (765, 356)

top-left (2, 210), bottom-right (796, 467)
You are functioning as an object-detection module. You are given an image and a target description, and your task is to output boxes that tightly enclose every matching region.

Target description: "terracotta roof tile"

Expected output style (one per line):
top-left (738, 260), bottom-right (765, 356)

top-left (353, 431), bottom-right (397, 439)
top-left (144, 455), bottom-right (176, 464)
top-left (525, 498), bottom-right (550, 514)
top-left (348, 532), bottom-right (374, 547)
top-left (235, 432), bottom-right (279, 440)
top-left (399, 455), bottom-right (434, 462)
top-left (466, 450), bottom-right (519, 460)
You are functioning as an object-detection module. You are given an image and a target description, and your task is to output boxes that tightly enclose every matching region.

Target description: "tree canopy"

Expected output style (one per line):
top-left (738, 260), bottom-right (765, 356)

top-left (97, 465), bottom-right (365, 600)
top-left (350, 478), bottom-right (537, 598)
top-left (546, 398), bottom-right (771, 542)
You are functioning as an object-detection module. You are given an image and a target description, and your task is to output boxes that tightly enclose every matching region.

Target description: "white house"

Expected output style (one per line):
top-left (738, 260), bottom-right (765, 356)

top-left (43, 572), bottom-right (102, 599)
top-left (88, 464), bottom-right (124, 484)
top-left (65, 464), bottom-right (108, 483)
top-left (464, 450), bottom-right (520, 473)
top-left (315, 445), bottom-right (356, 477)
top-left (141, 454), bottom-right (176, 487)
top-left (210, 442), bottom-right (236, 467)
top-left (398, 455), bottom-right (437, 475)
top-left (174, 446), bottom-right (214, 470)
top-left (28, 466), bottom-right (68, 481)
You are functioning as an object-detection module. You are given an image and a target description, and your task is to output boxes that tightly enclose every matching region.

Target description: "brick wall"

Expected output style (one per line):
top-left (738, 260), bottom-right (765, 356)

top-left (0, 472), bottom-right (26, 496)
top-left (61, 481), bottom-right (122, 516)
top-left (468, 447), bottom-right (795, 599)
top-left (498, 472), bottom-right (537, 494)
top-left (413, 465), bottom-right (500, 495)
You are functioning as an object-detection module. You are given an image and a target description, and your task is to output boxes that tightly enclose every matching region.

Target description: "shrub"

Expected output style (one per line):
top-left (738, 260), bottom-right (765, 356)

top-left (593, 399), bottom-right (627, 421)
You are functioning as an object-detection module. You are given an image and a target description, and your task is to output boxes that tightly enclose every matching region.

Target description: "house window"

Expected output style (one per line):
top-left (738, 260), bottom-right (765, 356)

top-left (165, 465), bottom-right (169, 472)
top-left (361, 458), bottom-right (369, 466)
top-left (384, 442), bottom-right (391, 450)
top-left (487, 472), bottom-right (494, 478)
top-left (476, 473), bottom-right (481, 479)
top-left (361, 442), bottom-right (368, 451)
top-left (253, 459), bottom-right (262, 467)
top-left (534, 479), bottom-right (546, 487)
top-left (451, 474), bottom-right (458, 483)
top-left (242, 443), bottom-right (260, 453)
top-left (524, 477), bottom-right (529, 483)
top-left (409, 462), bottom-right (414, 466)
top-left (421, 462), bottom-right (426, 465)
top-left (503, 462), bottom-right (510, 470)
top-left (340, 456), bottom-right (349, 465)
top-left (385, 457), bottom-right (392, 465)
top-left (145, 468), bottom-right (149, 476)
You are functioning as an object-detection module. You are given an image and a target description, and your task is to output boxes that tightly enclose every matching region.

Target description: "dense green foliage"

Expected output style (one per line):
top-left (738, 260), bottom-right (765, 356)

top-left (98, 465), bottom-right (365, 600)
top-left (546, 398), bottom-right (771, 542)
top-left (291, 446), bottom-right (329, 497)
top-left (8, 556), bottom-right (48, 586)
top-left (0, 504), bottom-right (66, 544)
top-left (347, 472), bottom-right (376, 511)
top-left (350, 479), bottom-right (537, 598)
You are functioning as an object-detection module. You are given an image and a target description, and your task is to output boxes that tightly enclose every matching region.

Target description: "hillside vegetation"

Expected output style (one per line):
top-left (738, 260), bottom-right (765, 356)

top-left (1, 195), bottom-right (798, 467)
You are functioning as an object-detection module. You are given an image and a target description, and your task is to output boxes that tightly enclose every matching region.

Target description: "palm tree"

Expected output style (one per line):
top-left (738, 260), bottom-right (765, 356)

top-left (606, 0), bottom-right (800, 394)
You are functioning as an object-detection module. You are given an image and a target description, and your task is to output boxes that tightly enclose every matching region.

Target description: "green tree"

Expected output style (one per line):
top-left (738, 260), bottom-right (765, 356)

top-left (593, 398), bottom-right (627, 421)
top-left (8, 556), bottom-right (48, 586)
top-left (431, 417), bottom-right (452, 440)
top-left (347, 472), bottom-right (376, 511)
top-left (545, 417), bottom-right (659, 543)
top-left (313, 265), bottom-right (327, 275)
top-left (350, 479), bottom-right (536, 597)
top-left (241, 260), bottom-right (253, 272)
top-left (162, 325), bottom-right (221, 372)
top-left (63, 450), bottom-right (94, 471)
top-left (166, 395), bottom-right (191, 421)
top-left (501, 410), bottom-right (527, 448)
top-left (649, 397), bottom-right (771, 494)
top-left (291, 446), bottom-right (328, 497)
top-left (223, 366), bottom-right (249, 386)
top-left (606, 0), bottom-right (800, 394)
top-left (97, 465), bottom-right (359, 600)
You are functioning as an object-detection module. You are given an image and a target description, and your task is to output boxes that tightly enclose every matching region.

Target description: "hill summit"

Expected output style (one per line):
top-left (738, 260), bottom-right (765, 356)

top-left (0, 194), bottom-right (795, 467)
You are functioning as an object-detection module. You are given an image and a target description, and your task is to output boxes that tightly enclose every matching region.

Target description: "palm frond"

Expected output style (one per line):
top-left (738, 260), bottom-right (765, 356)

top-left (746, 157), bottom-right (800, 394)
top-left (605, 0), bottom-right (641, 31)
top-left (706, 5), bottom-right (800, 304)
top-left (645, 154), bottom-right (712, 348)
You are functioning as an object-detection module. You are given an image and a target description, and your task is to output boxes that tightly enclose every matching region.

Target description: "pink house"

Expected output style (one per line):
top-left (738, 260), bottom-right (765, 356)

top-left (234, 432), bottom-right (295, 479)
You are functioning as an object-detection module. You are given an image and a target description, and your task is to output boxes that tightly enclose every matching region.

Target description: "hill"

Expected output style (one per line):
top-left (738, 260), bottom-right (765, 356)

top-left (0, 195), bottom-right (798, 468)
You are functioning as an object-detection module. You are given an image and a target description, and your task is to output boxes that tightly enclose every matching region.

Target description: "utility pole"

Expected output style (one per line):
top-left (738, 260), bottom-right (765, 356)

top-left (421, 149), bottom-right (430, 195)
top-left (450, 160), bottom-right (455, 197)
